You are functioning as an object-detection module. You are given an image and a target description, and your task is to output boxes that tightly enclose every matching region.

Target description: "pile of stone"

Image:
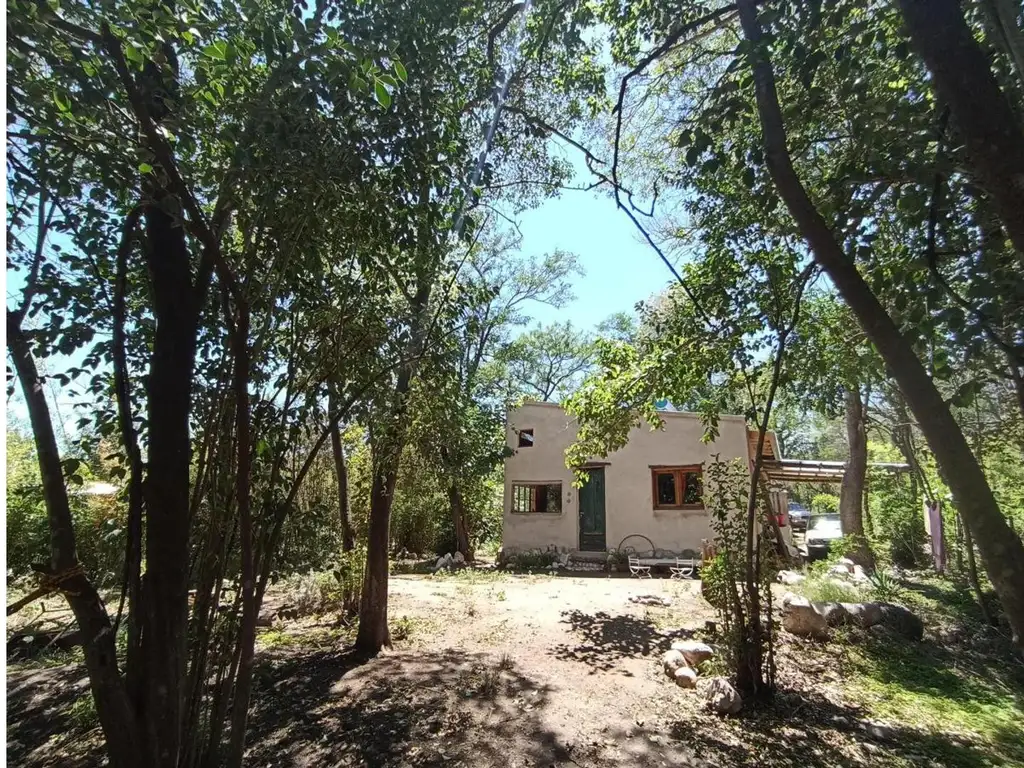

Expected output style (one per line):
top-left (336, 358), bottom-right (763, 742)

top-left (549, 552), bottom-right (571, 571)
top-left (433, 551), bottom-right (466, 572)
top-left (630, 594), bottom-right (672, 607)
top-left (661, 640), bottom-right (742, 714)
top-left (781, 592), bottom-right (923, 640)
top-left (828, 557), bottom-right (870, 584)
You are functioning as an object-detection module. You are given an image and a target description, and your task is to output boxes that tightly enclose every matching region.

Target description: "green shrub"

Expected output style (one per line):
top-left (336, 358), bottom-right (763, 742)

top-left (391, 615), bottom-right (415, 641)
top-left (333, 546), bottom-right (366, 617)
top-left (284, 571), bottom-right (342, 617)
top-left (800, 576), bottom-right (862, 604)
top-left (503, 550), bottom-right (558, 571)
top-left (810, 493), bottom-right (839, 515)
top-left (867, 570), bottom-right (904, 602)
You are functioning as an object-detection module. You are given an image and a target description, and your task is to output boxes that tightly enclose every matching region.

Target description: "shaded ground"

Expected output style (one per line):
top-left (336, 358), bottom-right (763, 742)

top-left (8, 570), bottom-right (1024, 767)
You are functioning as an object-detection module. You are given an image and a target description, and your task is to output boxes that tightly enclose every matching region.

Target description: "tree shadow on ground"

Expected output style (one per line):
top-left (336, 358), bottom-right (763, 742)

top-left (550, 609), bottom-right (693, 673)
top-left (245, 647), bottom-right (576, 767)
top-left (664, 686), bottom-right (1000, 768)
top-left (7, 663), bottom-right (102, 767)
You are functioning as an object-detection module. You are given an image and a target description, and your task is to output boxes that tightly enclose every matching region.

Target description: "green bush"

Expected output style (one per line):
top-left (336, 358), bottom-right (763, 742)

top-left (810, 493), bottom-right (840, 515)
top-left (867, 569), bottom-right (904, 602)
top-left (333, 546), bottom-right (366, 617)
top-left (800, 576), bottom-right (862, 604)
top-left (7, 430), bottom-right (126, 586)
top-left (868, 467), bottom-right (925, 568)
top-left (503, 550), bottom-right (558, 571)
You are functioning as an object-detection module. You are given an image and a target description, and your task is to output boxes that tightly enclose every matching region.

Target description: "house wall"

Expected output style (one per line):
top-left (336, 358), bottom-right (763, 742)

top-left (502, 402), bottom-right (752, 554)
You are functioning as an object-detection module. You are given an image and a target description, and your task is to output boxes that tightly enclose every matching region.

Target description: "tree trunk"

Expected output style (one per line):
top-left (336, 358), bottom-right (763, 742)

top-left (979, 0), bottom-right (1024, 89)
top-left (738, 0), bottom-right (1024, 651)
top-left (330, 415), bottom-right (354, 553)
top-left (962, 516), bottom-right (995, 625)
top-left (839, 388), bottom-right (875, 570)
top-left (8, 317), bottom-right (145, 767)
top-left (225, 305), bottom-right (256, 768)
top-left (898, 0), bottom-right (1024, 260)
top-left (140, 195), bottom-right (199, 768)
top-left (449, 483), bottom-right (473, 561)
top-left (355, 459), bottom-right (398, 653)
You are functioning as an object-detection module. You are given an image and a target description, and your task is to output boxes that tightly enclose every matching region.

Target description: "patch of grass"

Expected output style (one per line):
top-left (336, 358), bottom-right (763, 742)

top-left (497, 652), bottom-right (514, 670)
top-left (496, 590), bottom-right (506, 602)
top-left (7, 644), bottom-right (84, 670)
top-left (842, 610), bottom-right (1024, 766)
top-left (458, 662), bottom-right (503, 699)
top-left (799, 576), bottom-right (863, 604)
top-left (67, 695), bottom-right (98, 732)
top-left (390, 615), bottom-right (416, 642)
top-left (475, 618), bottom-right (510, 645)
top-left (390, 559), bottom-right (434, 575)
top-left (429, 568), bottom-right (507, 584)
top-left (257, 629), bottom-right (302, 649)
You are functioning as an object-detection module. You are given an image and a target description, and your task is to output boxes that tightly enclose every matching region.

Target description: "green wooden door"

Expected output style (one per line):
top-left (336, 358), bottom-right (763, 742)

top-left (578, 468), bottom-right (606, 551)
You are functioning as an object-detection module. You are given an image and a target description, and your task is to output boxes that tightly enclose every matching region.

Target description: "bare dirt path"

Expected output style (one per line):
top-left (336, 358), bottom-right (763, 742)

top-left (10, 571), bottom-right (1002, 767)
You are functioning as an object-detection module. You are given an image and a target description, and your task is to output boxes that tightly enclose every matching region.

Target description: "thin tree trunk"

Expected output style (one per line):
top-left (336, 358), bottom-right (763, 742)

top-left (355, 256), bottom-right (434, 653)
top-left (449, 483), bottom-right (473, 561)
top-left (839, 388), bottom-right (875, 569)
top-left (738, 0), bottom-right (1024, 651)
top-left (111, 206), bottom-right (145, 713)
top-left (8, 317), bottom-right (144, 767)
top-left (963, 519), bottom-right (995, 625)
top-left (898, 0), bottom-right (1024, 260)
top-left (356, 458), bottom-right (398, 652)
top-left (329, 409), bottom-right (354, 553)
top-left (226, 303), bottom-right (256, 768)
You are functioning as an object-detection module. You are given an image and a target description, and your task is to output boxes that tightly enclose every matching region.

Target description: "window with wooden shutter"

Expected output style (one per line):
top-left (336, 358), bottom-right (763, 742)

top-left (650, 466), bottom-right (704, 510)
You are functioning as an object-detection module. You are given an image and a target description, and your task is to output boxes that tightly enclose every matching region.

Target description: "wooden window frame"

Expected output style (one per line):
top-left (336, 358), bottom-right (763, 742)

top-left (517, 428), bottom-right (535, 448)
top-left (650, 465), bottom-right (704, 510)
top-left (511, 482), bottom-right (562, 514)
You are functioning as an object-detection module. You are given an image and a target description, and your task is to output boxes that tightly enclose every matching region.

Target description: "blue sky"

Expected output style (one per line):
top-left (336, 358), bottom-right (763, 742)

top-left (516, 181), bottom-right (675, 330)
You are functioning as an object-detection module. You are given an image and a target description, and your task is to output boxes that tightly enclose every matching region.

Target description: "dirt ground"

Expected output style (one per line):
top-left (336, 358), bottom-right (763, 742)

top-left (7, 571), bottom-right (1015, 767)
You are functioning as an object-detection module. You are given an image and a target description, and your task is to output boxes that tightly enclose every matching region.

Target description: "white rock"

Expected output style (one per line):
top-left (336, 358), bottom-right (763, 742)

top-left (700, 677), bottom-right (742, 714)
top-left (777, 570), bottom-right (806, 585)
top-left (662, 649), bottom-right (687, 677)
top-left (670, 640), bottom-right (715, 667)
top-left (782, 594), bottom-right (829, 638)
top-left (453, 551), bottom-right (465, 565)
top-left (674, 666), bottom-right (698, 689)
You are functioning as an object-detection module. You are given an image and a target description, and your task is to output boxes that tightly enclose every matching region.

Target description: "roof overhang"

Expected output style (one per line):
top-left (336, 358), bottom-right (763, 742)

top-left (763, 459), bottom-right (910, 483)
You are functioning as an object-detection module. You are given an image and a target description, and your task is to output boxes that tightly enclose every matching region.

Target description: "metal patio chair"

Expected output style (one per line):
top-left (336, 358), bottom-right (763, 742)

top-left (628, 555), bottom-right (652, 578)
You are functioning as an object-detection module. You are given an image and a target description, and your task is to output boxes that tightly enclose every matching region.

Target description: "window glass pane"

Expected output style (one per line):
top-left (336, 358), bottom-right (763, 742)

top-left (656, 472), bottom-right (677, 506)
top-left (543, 484), bottom-right (562, 513)
top-left (513, 485), bottom-right (533, 512)
top-left (683, 472), bottom-right (702, 504)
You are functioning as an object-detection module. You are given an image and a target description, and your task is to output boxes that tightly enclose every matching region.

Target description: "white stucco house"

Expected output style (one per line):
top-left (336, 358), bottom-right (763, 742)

top-left (502, 401), bottom-right (789, 557)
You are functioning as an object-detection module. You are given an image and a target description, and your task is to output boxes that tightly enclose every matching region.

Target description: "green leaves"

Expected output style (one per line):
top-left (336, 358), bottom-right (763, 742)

top-left (202, 40), bottom-right (230, 61)
top-left (393, 60), bottom-right (407, 83)
top-left (374, 80), bottom-right (392, 108)
top-left (52, 89), bottom-right (71, 114)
